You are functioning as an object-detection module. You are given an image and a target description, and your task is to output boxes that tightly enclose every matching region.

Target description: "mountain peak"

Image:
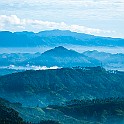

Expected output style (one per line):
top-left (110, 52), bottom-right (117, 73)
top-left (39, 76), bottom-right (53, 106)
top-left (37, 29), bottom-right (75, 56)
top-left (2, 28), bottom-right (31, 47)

top-left (41, 46), bottom-right (80, 57)
top-left (54, 46), bottom-right (67, 50)
top-left (42, 46), bottom-right (69, 54)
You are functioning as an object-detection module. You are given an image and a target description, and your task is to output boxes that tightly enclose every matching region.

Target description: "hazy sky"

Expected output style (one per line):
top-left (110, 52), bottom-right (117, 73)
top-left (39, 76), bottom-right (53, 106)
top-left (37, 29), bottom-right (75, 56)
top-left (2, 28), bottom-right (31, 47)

top-left (0, 0), bottom-right (124, 38)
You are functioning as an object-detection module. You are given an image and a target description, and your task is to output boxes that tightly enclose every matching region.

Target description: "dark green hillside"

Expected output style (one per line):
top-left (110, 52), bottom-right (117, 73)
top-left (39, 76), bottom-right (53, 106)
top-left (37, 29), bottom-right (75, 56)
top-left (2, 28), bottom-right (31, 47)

top-left (0, 97), bottom-right (91, 124)
top-left (37, 120), bottom-right (61, 124)
top-left (48, 97), bottom-right (124, 124)
top-left (1, 96), bottom-right (124, 124)
top-left (0, 67), bottom-right (124, 106)
top-left (0, 98), bottom-right (24, 124)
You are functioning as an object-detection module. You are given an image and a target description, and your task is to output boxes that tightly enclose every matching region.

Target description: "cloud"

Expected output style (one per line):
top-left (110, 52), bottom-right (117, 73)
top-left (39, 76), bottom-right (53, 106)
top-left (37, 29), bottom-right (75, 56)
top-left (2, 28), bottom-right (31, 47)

top-left (1, 0), bottom-right (124, 11)
top-left (0, 65), bottom-right (61, 70)
top-left (0, 0), bottom-right (124, 21)
top-left (0, 15), bottom-right (112, 35)
top-left (0, 0), bottom-right (123, 38)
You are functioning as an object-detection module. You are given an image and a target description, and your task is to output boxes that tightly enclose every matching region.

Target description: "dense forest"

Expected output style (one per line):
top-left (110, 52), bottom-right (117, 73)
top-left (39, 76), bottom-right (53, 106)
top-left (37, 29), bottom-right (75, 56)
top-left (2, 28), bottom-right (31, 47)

top-left (0, 66), bottom-right (124, 106)
top-left (0, 98), bottom-right (24, 124)
top-left (0, 97), bottom-right (124, 124)
top-left (0, 67), bottom-right (124, 123)
top-left (47, 97), bottom-right (124, 123)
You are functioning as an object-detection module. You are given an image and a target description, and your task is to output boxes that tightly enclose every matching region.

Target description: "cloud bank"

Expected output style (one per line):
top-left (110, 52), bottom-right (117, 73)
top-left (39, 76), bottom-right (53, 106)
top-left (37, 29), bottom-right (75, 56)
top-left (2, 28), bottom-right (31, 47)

top-left (0, 0), bottom-right (123, 37)
top-left (0, 65), bottom-right (61, 70)
top-left (0, 15), bottom-right (112, 35)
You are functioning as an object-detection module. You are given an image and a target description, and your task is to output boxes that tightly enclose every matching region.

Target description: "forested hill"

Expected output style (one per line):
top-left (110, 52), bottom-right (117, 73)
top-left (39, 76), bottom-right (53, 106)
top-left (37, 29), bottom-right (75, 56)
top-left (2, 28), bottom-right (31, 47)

top-left (47, 97), bottom-right (124, 124)
top-left (0, 98), bottom-right (24, 124)
top-left (0, 67), bottom-right (124, 106)
top-left (1, 96), bottom-right (124, 124)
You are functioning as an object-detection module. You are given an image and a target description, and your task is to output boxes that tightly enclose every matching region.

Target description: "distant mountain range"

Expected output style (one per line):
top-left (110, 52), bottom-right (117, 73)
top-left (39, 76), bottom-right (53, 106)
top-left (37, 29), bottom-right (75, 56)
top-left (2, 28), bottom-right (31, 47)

top-left (83, 50), bottom-right (124, 70)
top-left (0, 52), bottom-right (40, 66)
top-left (0, 46), bottom-right (124, 76)
top-left (0, 30), bottom-right (124, 47)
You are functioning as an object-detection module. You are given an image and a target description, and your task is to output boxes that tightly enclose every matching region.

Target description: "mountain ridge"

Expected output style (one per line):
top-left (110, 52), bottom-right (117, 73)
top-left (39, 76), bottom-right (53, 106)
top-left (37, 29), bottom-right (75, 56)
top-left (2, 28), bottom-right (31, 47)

top-left (0, 30), bottom-right (124, 47)
top-left (0, 67), bottom-right (124, 106)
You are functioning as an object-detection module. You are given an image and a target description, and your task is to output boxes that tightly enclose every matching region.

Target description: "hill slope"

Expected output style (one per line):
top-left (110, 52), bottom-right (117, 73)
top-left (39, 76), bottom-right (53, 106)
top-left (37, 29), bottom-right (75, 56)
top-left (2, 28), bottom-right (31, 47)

top-left (48, 97), bottom-right (124, 124)
top-left (0, 67), bottom-right (124, 106)
top-left (0, 98), bottom-right (24, 124)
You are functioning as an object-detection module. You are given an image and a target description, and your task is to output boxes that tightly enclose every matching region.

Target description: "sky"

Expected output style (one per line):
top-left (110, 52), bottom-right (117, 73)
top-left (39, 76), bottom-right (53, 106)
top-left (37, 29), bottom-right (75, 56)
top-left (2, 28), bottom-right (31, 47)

top-left (0, 0), bottom-right (124, 38)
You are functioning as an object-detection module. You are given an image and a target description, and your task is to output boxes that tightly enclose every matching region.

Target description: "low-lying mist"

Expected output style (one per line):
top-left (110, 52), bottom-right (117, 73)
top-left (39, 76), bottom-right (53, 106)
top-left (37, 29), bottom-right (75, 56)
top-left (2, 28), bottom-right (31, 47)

top-left (0, 65), bottom-right (61, 71)
top-left (0, 45), bottom-right (124, 54)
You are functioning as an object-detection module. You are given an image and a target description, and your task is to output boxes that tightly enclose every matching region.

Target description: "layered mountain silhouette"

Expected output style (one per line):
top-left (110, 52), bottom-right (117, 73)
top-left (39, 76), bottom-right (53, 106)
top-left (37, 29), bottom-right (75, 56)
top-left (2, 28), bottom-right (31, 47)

top-left (0, 47), bottom-right (123, 76)
top-left (0, 30), bottom-right (124, 124)
top-left (0, 30), bottom-right (124, 47)
top-left (25, 46), bottom-right (101, 67)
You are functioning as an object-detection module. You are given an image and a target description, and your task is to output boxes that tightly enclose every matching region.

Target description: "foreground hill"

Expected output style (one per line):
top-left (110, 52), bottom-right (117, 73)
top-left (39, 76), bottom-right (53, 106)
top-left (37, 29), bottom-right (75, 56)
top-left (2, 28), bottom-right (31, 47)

top-left (0, 98), bottom-right (62, 124)
top-left (0, 98), bottom-right (24, 124)
top-left (0, 67), bottom-right (124, 106)
top-left (1, 96), bottom-right (124, 124)
top-left (0, 30), bottom-right (124, 47)
top-left (48, 97), bottom-right (124, 124)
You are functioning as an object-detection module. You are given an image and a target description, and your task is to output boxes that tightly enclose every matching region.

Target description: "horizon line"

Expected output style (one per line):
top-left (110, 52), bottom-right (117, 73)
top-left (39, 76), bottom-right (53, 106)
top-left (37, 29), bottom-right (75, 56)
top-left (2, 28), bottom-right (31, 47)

top-left (0, 29), bottom-right (124, 39)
